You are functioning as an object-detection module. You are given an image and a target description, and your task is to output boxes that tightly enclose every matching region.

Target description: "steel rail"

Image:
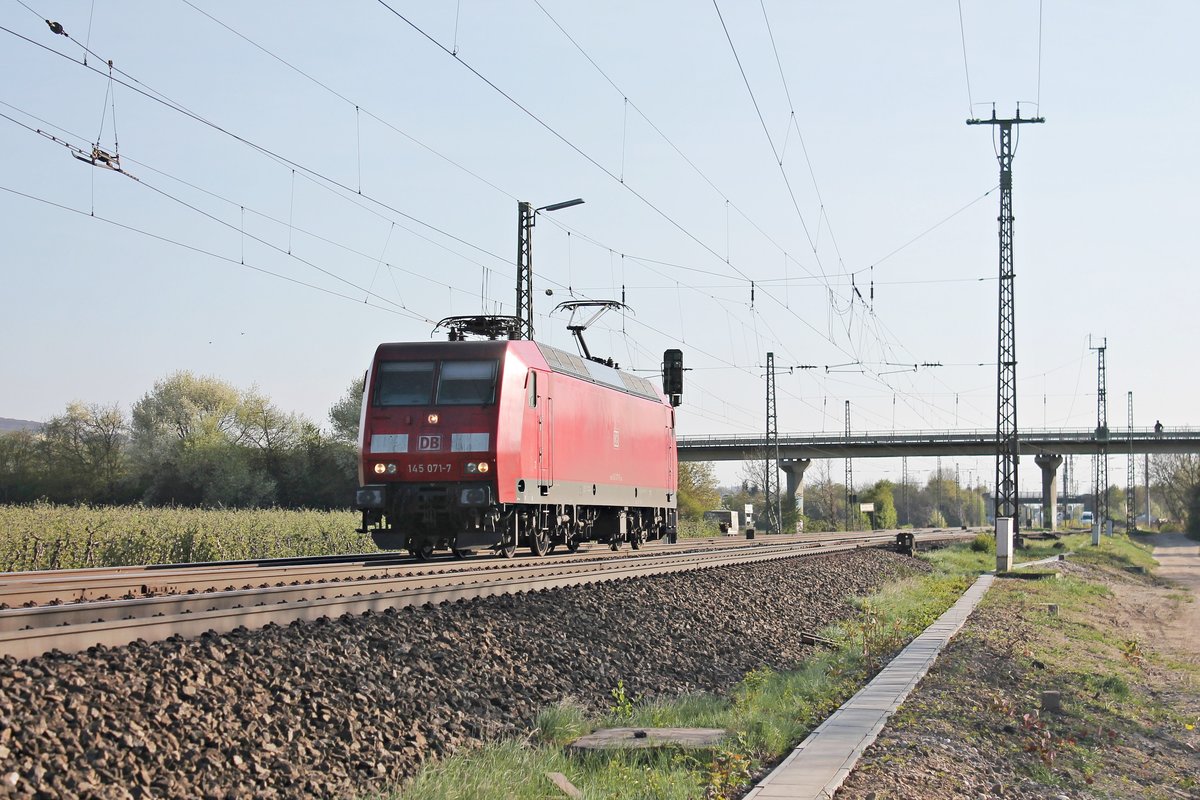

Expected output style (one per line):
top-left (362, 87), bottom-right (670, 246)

top-left (0, 531), bottom-right (971, 661)
top-left (0, 533), bottom-right (924, 629)
top-left (0, 541), bottom-right (817, 632)
top-left (0, 530), bottom-right (939, 607)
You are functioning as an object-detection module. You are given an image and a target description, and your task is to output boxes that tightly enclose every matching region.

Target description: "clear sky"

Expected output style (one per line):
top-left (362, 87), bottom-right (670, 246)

top-left (1, 1), bottom-right (1195, 495)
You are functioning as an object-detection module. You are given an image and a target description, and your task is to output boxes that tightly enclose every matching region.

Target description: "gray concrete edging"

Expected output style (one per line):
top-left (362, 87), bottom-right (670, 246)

top-left (742, 572), bottom-right (996, 799)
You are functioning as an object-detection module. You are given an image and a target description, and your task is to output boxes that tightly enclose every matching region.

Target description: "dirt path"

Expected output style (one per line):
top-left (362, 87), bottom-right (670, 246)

top-left (834, 538), bottom-right (1200, 799)
top-left (1149, 533), bottom-right (1200, 665)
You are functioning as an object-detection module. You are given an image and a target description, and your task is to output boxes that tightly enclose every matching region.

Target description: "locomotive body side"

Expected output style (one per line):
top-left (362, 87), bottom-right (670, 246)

top-left (356, 339), bottom-right (677, 559)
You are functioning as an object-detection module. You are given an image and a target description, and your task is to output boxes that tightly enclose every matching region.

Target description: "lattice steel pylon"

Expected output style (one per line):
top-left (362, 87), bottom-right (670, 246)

top-left (844, 400), bottom-right (854, 530)
top-left (1090, 336), bottom-right (1109, 529)
top-left (967, 108), bottom-right (1044, 533)
top-left (1127, 391), bottom-right (1135, 532)
top-left (764, 352), bottom-right (781, 533)
top-left (516, 201), bottom-right (535, 340)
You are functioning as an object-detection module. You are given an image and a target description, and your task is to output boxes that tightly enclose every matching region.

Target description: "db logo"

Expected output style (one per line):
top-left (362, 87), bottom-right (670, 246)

top-left (418, 435), bottom-right (442, 451)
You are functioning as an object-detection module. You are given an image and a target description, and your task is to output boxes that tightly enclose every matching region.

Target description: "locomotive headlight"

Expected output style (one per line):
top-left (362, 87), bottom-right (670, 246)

top-left (386, 463), bottom-right (397, 474)
top-left (373, 463), bottom-right (386, 475)
top-left (427, 413), bottom-right (439, 424)
top-left (477, 462), bottom-right (490, 473)
top-left (465, 462), bottom-right (478, 473)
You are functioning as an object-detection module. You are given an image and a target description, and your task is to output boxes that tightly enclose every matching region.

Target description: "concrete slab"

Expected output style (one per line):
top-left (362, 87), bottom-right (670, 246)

top-left (743, 573), bottom-right (994, 800)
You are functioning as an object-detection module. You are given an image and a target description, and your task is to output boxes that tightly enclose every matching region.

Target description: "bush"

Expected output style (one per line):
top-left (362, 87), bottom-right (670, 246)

top-left (970, 532), bottom-right (995, 553)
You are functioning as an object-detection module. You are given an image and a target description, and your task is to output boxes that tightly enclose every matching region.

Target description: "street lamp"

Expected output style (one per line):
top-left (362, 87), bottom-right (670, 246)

top-left (516, 198), bottom-right (584, 340)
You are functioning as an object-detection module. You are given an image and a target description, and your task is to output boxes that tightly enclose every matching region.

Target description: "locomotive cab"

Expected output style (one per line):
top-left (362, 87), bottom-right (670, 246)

top-left (356, 342), bottom-right (505, 559)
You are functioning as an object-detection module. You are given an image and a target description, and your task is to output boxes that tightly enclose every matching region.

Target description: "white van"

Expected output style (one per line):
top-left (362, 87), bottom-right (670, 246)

top-left (1080, 511), bottom-right (1094, 526)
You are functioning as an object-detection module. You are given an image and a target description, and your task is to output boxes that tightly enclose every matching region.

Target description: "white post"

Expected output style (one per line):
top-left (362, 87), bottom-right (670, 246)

top-left (1106, 519), bottom-right (1114, 537)
top-left (1092, 522), bottom-right (1101, 546)
top-left (996, 517), bottom-right (1014, 572)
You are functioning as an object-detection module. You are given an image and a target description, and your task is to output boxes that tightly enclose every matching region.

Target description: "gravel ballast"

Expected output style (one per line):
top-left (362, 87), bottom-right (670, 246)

top-left (0, 548), bottom-right (927, 798)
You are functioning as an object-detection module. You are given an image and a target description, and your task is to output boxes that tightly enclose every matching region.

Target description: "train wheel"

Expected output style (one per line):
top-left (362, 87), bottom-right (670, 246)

top-left (410, 542), bottom-right (435, 561)
top-left (566, 536), bottom-right (581, 553)
top-left (630, 530), bottom-right (643, 550)
top-left (530, 529), bottom-right (550, 557)
top-left (609, 538), bottom-right (621, 551)
top-left (546, 544), bottom-right (557, 555)
top-left (498, 529), bottom-right (517, 559)
top-left (452, 549), bottom-right (473, 560)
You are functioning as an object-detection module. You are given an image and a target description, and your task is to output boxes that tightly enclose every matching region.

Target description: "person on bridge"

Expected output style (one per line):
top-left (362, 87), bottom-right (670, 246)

top-left (1155, 420), bottom-right (1164, 433)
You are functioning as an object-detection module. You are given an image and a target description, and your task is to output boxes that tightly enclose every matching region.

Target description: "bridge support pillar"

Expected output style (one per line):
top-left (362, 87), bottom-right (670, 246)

top-left (1034, 453), bottom-right (1063, 531)
top-left (779, 458), bottom-right (812, 532)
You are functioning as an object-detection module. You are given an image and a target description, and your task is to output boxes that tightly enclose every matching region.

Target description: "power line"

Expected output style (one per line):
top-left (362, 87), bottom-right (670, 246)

top-left (176, 0), bottom-right (518, 202)
top-left (175, 1), bottom-right (897, 409)
top-left (4, 7), bottom-right (1002, 439)
top-left (957, 0), bottom-right (974, 115)
top-left (0, 17), bottom-right (830, 431)
top-left (0, 105), bottom-right (445, 315)
top-left (0, 183), bottom-right (430, 321)
top-left (0, 22), bottom-right (515, 269)
top-left (711, 0), bottom-right (826, 274)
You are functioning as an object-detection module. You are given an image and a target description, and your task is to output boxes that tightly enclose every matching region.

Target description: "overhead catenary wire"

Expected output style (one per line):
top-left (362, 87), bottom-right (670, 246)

top-left (957, 0), bottom-right (974, 115)
top-left (0, 22), bottom-right (782, 433)
top-left (176, 0), bottom-right (518, 202)
top-left (65, 3), bottom-right (974, 429)
top-left (0, 22), bottom-right (517, 269)
top-left (0, 183), bottom-right (431, 322)
top-left (1, 4), bottom-right (1027, 440)
top-left (0, 106), bottom-right (452, 319)
top-left (710, 0), bottom-right (827, 276)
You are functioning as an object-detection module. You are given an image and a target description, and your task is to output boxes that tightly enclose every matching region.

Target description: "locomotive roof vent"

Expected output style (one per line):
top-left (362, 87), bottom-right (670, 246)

top-left (433, 315), bottom-right (522, 341)
top-left (552, 300), bottom-right (630, 368)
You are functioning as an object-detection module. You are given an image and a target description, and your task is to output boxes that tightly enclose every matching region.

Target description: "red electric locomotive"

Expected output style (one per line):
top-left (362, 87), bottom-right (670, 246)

top-left (355, 314), bottom-right (683, 559)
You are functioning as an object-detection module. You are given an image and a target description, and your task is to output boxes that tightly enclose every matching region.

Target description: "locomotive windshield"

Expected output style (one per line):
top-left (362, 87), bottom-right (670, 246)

top-left (436, 360), bottom-right (498, 405)
top-left (375, 361), bottom-right (435, 405)
top-left (374, 359), bottom-right (498, 406)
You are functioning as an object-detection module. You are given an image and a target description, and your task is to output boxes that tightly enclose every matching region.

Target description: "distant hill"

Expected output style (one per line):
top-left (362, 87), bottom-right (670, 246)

top-left (0, 417), bottom-right (43, 433)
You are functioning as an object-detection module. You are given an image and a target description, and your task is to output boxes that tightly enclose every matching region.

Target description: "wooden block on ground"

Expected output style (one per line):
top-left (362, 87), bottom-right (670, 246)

top-left (1041, 690), bottom-right (1062, 712)
top-left (568, 727), bottom-right (727, 753)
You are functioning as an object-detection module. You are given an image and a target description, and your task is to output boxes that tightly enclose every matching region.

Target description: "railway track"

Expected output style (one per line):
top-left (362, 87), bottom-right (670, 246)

top-left (0, 529), bottom-right (974, 661)
top-left (0, 529), bottom-right (945, 607)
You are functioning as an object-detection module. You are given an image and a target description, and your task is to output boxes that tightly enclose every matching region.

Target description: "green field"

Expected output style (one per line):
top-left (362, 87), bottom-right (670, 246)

top-left (0, 502), bottom-right (370, 572)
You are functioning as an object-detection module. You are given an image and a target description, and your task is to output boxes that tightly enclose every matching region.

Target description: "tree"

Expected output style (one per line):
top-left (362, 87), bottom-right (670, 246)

top-left (861, 480), bottom-right (898, 530)
top-left (329, 376), bottom-right (366, 443)
top-left (0, 431), bottom-right (43, 503)
top-left (803, 461), bottom-right (844, 532)
top-left (677, 461), bottom-right (720, 520)
top-left (131, 372), bottom-right (241, 444)
top-left (1151, 454), bottom-right (1200, 533)
top-left (40, 402), bottom-right (130, 502)
top-left (130, 372), bottom-right (274, 506)
top-left (275, 422), bottom-right (358, 509)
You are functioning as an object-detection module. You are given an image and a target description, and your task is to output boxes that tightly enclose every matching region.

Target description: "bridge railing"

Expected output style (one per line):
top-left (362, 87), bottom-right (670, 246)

top-left (677, 426), bottom-right (1200, 447)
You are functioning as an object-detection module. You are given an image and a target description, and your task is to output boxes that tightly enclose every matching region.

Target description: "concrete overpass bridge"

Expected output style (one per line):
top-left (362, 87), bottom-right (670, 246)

top-left (676, 426), bottom-right (1200, 462)
top-left (677, 426), bottom-right (1200, 527)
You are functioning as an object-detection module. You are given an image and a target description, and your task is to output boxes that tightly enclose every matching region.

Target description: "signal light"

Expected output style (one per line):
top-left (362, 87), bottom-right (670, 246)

top-left (427, 413), bottom-right (439, 424)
